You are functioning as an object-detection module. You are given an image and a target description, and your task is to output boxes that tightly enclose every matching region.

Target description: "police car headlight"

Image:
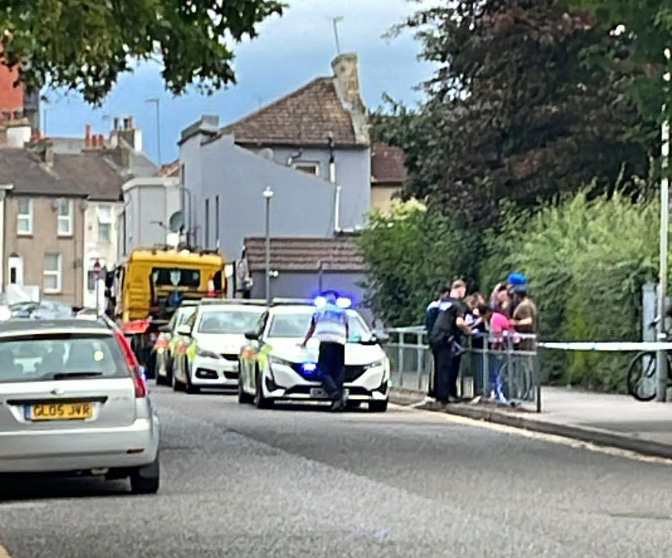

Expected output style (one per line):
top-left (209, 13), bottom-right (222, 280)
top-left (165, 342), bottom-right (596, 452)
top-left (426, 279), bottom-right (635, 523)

top-left (197, 348), bottom-right (220, 360)
top-left (269, 356), bottom-right (293, 368)
top-left (366, 359), bottom-right (386, 370)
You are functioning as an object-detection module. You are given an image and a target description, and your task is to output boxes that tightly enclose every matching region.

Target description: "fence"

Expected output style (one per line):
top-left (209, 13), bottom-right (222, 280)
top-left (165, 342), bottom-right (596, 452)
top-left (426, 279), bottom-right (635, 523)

top-left (384, 328), bottom-right (542, 412)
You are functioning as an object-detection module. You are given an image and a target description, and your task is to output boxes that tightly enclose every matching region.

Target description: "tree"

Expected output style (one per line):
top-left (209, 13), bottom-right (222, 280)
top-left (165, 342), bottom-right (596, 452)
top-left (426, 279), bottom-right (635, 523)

top-left (374, 0), bottom-right (657, 226)
top-left (570, 0), bottom-right (670, 126)
top-left (0, 0), bottom-right (284, 104)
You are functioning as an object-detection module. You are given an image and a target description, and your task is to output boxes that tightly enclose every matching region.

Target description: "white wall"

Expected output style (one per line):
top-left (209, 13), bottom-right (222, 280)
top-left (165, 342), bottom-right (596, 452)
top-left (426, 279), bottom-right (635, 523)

top-left (83, 201), bottom-right (122, 310)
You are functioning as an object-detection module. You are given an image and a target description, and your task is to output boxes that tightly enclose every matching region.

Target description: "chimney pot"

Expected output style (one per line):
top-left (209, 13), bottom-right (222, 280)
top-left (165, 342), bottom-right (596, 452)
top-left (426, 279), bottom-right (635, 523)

top-left (98, 134), bottom-right (105, 147)
top-left (113, 117), bottom-right (119, 130)
top-left (85, 124), bottom-right (92, 147)
top-left (128, 116), bottom-right (134, 129)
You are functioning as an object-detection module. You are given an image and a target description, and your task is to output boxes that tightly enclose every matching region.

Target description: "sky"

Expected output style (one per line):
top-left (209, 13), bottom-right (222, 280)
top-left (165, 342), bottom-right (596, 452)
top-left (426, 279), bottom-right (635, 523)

top-left (41, 0), bottom-right (436, 166)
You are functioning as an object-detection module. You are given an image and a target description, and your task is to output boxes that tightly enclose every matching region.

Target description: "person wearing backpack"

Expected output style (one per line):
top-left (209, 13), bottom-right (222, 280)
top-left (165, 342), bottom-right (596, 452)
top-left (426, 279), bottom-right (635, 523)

top-left (429, 280), bottom-right (471, 403)
top-left (425, 285), bottom-right (451, 402)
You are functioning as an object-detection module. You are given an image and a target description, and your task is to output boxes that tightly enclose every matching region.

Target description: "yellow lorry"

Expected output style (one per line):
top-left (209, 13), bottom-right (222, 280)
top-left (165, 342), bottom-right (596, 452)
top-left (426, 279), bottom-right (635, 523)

top-left (105, 247), bottom-right (227, 372)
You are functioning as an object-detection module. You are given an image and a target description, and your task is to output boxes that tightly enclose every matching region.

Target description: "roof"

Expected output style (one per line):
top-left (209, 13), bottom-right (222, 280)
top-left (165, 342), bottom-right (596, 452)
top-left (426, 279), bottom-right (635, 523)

top-left (0, 149), bottom-right (84, 196)
top-left (0, 319), bottom-right (111, 336)
top-left (53, 153), bottom-right (124, 202)
top-left (371, 142), bottom-right (407, 185)
top-left (220, 78), bottom-right (361, 147)
top-left (157, 160), bottom-right (180, 177)
top-left (244, 237), bottom-right (368, 273)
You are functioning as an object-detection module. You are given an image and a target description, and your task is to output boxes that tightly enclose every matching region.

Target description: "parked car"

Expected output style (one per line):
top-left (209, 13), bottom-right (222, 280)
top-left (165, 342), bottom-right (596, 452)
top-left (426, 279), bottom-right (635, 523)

top-left (238, 301), bottom-right (390, 412)
top-left (153, 302), bottom-right (198, 386)
top-left (171, 300), bottom-right (265, 393)
top-left (0, 319), bottom-right (160, 494)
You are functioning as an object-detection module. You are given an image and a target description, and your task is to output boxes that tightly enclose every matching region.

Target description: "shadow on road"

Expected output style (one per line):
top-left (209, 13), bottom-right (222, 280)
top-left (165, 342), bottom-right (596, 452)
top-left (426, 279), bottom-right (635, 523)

top-left (0, 475), bottom-right (131, 503)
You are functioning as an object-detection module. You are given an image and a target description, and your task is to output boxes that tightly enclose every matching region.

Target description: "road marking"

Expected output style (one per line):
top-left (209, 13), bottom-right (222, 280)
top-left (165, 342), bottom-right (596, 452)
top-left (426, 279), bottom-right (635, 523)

top-left (390, 404), bottom-right (672, 466)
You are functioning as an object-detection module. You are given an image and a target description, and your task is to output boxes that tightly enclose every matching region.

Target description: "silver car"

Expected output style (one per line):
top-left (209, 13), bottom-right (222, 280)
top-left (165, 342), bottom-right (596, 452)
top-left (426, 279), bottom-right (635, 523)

top-left (0, 319), bottom-right (161, 494)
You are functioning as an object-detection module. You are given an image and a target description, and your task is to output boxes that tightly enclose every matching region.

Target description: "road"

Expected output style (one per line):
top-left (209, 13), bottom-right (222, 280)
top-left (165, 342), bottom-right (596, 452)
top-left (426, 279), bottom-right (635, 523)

top-left (1, 387), bottom-right (672, 557)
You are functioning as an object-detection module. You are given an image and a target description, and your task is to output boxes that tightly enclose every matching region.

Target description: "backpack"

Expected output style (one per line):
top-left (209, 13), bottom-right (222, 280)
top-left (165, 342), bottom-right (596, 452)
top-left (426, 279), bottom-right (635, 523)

top-left (429, 302), bottom-right (456, 348)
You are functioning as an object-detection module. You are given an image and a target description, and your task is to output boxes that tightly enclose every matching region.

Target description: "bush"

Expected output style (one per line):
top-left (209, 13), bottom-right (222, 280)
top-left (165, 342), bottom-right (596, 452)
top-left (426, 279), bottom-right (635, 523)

top-left (358, 200), bottom-right (481, 327)
top-left (481, 191), bottom-right (659, 390)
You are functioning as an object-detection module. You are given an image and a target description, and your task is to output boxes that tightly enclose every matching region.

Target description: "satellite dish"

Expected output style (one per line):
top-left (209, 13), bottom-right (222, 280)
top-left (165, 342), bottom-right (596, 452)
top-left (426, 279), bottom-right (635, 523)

top-left (259, 148), bottom-right (274, 161)
top-left (168, 211), bottom-right (184, 233)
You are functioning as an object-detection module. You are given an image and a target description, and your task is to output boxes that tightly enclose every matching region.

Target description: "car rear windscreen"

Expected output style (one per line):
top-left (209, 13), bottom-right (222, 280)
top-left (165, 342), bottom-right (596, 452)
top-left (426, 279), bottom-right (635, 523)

top-left (0, 333), bottom-right (129, 383)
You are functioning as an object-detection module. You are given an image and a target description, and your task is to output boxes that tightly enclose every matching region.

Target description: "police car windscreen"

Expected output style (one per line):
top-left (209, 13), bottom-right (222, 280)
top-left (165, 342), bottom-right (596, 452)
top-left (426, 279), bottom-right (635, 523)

top-left (197, 309), bottom-right (264, 334)
top-left (268, 312), bottom-right (370, 340)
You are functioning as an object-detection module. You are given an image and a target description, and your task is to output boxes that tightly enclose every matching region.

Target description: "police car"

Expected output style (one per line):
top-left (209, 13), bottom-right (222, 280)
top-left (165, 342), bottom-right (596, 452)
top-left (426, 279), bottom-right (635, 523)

top-left (238, 299), bottom-right (390, 411)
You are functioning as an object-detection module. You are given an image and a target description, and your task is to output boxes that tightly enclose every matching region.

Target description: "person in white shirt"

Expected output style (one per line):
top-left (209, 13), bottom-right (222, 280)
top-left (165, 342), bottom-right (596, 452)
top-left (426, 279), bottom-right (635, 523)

top-left (301, 290), bottom-right (350, 412)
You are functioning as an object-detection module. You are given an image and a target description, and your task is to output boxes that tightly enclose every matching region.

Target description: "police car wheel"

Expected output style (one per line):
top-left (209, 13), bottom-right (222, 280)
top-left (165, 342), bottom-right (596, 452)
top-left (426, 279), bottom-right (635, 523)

top-left (254, 369), bottom-right (273, 409)
top-left (369, 400), bottom-right (388, 413)
top-left (238, 378), bottom-right (253, 404)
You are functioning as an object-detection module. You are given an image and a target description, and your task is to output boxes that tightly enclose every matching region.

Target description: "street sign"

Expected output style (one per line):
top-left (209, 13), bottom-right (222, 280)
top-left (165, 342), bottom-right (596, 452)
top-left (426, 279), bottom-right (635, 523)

top-left (92, 259), bottom-right (102, 278)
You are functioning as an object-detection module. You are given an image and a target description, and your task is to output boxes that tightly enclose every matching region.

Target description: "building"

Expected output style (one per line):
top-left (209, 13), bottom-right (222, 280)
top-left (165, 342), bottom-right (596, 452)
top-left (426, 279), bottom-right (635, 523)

top-left (0, 61), bottom-right (39, 136)
top-left (178, 53), bottom-right (372, 263)
top-left (243, 235), bottom-right (371, 321)
top-left (371, 142), bottom-right (407, 213)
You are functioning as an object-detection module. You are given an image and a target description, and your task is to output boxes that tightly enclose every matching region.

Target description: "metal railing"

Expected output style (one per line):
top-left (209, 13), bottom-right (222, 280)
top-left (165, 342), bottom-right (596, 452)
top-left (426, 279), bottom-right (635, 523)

top-left (384, 328), bottom-right (541, 412)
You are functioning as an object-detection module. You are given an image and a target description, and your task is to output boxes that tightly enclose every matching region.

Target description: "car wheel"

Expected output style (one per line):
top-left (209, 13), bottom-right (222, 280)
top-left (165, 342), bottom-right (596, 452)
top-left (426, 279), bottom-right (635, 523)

top-left (155, 358), bottom-right (167, 386)
top-left (185, 367), bottom-right (199, 395)
top-left (130, 457), bottom-right (160, 495)
top-left (254, 368), bottom-right (273, 409)
top-left (238, 373), bottom-right (253, 404)
top-left (172, 359), bottom-right (185, 392)
top-left (369, 400), bottom-right (388, 413)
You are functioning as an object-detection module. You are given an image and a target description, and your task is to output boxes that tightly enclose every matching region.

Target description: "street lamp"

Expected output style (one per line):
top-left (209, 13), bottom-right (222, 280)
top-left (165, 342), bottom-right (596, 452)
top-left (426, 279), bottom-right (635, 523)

top-left (146, 98), bottom-right (161, 165)
top-left (657, 48), bottom-right (671, 402)
top-left (263, 187), bottom-right (274, 306)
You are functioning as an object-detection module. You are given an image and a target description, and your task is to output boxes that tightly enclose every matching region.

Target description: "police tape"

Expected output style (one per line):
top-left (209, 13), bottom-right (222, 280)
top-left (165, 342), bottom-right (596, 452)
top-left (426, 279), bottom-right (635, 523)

top-left (538, 342), bottom-right (672, 352)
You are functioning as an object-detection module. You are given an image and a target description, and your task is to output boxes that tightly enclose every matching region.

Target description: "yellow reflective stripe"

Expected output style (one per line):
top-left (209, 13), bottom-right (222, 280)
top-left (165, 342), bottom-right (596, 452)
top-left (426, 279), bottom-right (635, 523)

top-left (186, 342), bottom-right (197, 362)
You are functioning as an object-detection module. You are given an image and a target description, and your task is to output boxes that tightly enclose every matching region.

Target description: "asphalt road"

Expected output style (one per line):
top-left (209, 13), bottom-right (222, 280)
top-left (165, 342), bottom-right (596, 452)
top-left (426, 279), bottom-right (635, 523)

top-left (2, 387), bottom-right (672, 557)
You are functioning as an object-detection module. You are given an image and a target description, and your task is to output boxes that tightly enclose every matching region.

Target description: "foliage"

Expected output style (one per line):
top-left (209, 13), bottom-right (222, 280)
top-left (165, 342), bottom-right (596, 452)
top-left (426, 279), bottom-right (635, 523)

top-left (570, 0), bottom-right (671, 127)
top-left (0, 0), bottom-right (284, 104)
top-left (373, 0), bottom-right (656, 226)
top-left (357, 200), bottom-right (481, 327)
top-left (480, 189), bottom-right (659, 390)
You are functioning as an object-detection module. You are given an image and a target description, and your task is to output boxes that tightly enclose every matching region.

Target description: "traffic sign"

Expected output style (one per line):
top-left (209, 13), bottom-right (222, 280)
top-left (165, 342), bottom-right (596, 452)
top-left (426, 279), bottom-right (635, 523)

top-left (93, 259), bottom-right (102, 278)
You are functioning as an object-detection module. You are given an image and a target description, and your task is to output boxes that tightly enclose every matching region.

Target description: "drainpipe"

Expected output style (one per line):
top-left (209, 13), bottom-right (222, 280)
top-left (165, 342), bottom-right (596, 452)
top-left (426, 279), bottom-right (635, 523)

top-left (328, 135), bottom-right (341, 233)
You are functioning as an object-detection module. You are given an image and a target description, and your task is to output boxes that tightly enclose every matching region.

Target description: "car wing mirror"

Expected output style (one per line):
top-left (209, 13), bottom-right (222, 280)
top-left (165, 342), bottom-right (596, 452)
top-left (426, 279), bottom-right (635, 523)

top-left (176, 325), bottom-right (192, 337)
top-left (245, 331), bottom-right (259, 341)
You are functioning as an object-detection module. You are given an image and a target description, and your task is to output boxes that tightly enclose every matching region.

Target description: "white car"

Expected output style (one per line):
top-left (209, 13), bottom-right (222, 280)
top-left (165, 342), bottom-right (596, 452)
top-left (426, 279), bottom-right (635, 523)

top-left (171, 300), bottom-right (266, 393)
top-left (238, 302), bottom-right (390, 412)
top-left (0, 319), bottom-right (161, 494)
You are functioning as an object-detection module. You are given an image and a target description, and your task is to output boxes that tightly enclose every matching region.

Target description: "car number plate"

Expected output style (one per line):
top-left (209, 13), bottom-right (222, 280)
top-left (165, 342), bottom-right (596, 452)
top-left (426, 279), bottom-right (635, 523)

top-left (28, 402), bottom-right (93, 421)
top-left (310, 388), bottom-right (328, 398)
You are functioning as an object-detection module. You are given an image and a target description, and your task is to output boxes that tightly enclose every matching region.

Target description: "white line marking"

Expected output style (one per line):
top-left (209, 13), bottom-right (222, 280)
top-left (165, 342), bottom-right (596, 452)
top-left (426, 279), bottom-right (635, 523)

top-left (390, 404), bottom-right (672, 466)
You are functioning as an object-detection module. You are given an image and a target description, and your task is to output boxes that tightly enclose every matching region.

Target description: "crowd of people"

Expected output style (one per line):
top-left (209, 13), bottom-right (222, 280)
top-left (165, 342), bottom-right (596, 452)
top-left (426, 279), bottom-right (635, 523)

top-left (425, 273), bottom-right (538, 405)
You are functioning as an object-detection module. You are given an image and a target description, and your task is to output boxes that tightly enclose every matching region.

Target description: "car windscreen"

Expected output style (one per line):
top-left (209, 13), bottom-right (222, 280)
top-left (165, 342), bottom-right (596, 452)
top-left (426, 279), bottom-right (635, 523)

top-left (267, 312), bottom-right (370, 341)
top-left (197, 309), bottom-right (264, 334)
top-left (152, 268), bottom-right (201, 288)
top-left (177, 307), bottom-right (197, 326)
top-left (0, 333), bottom-right (129, 383)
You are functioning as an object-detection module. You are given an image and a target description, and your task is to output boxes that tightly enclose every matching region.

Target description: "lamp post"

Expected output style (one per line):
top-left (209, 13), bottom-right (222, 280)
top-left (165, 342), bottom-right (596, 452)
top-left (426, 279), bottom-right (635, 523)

top-left (145, 98), bottom-right (161, 165)
top-left (263, 187), bottom-right (274, 306)
top-left (657, 49), bottom-right (671, 402)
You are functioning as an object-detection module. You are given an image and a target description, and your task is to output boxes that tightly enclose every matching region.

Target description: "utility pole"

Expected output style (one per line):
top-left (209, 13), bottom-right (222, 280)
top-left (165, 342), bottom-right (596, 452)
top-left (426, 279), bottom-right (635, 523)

top-left (263, 187), bottom-right (274, 306)
top-left (657, 48), bottom-right (671, 402)
top-left (146, 98), bottom-right (161, 165)
top-left (331, 17), bottom-right (344, 55)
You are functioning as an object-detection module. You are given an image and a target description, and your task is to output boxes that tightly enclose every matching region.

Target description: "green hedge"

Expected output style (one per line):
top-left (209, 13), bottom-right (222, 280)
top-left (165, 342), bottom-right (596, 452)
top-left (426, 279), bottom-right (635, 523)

top-left (481, 192), bottom-right (659, 390)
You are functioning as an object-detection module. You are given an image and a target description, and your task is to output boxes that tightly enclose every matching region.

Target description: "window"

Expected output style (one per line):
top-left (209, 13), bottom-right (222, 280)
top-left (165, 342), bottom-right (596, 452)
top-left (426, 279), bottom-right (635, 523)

top-left (293, 162), bottom-right (320, 176)
top-left (43, 254), bottom-right (62, 293)
top-left (197, 308), bottom-right (264, 334)
top-left (205, 199), bottom-right (210, 249)
top-left (151, 267), bottom-right (201, 288)
top-left (57, 199), bottom-right (73, 236)
top-left (17, 198), bottom-right (33, 235)
top-left (98, 206), bottom-right (112, 243)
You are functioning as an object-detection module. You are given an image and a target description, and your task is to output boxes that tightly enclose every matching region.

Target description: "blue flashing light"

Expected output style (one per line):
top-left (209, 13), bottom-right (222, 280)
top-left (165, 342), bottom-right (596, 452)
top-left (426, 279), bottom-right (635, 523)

top-left (314, 296), bottom-right (327, 308)
top-left (301, 363), bottom-right (318, 375)
top-left (336, 297), bottom-right (352, 309)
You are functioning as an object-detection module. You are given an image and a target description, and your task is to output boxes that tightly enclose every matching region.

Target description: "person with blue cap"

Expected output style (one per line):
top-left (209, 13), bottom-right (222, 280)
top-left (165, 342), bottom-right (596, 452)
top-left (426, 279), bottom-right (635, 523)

top-left (506, 272), bottom-right (527, 316)
top-left (301, 290), bottom-right (350, 412)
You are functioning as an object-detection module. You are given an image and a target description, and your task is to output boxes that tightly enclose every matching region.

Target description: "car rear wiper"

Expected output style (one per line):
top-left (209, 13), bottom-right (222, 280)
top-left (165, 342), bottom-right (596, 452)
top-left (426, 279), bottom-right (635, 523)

top-left (50, 372), bottom-right (104, 380)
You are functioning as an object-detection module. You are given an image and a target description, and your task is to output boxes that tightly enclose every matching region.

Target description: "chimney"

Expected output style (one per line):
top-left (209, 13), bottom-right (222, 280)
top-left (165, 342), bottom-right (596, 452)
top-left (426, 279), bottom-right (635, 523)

top-left (42, 139), bottom-right (54, 166)
top-left (97, 134), bottom-right (105, 148)
top-left (331, 53), bottom-right (369, 145)
top-left (85, 124), bottom-right (92, 147)
top-left (91, 134), bottom-right (98, 148)
top-left (118, 116), bottom-right (142, 152)
top-left (113, 117), bottom-right (120, 131)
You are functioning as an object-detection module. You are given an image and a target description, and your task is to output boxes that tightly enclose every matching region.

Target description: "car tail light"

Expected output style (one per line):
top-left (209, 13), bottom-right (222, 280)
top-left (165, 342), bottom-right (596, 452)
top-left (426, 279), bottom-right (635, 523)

top-left (113, 329), bottom-right (146, 398)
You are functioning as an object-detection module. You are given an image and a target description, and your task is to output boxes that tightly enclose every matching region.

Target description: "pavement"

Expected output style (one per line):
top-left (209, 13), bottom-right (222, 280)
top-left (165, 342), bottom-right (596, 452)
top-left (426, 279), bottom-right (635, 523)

top-left (2, 387), bottom-right (672, 557)
top-left (391, 386), bottom-right (672, 459)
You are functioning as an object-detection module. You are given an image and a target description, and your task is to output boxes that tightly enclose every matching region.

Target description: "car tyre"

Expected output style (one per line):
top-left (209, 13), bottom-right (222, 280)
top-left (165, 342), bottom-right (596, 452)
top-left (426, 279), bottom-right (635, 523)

top-left (184, 363), bottom-right (199, 394)
top-left (130, 457), bottom-right (160, 495)
top-left (254, 369), bottom-right (273, 409)
top-left (155, 359), bottom-right (167, 386)
top-left (172, 360), bottom-right (186, 392)
top-left (238, 373), bottom-right (253, 404)
top-left (369, 400), bottom-right (388, 413)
